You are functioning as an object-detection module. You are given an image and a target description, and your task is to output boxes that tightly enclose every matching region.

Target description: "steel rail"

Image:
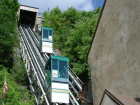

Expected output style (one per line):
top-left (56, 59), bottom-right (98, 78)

top-left (69, 90), bottom-right (79, 105)
top-left (28, 27), bottom-right (49, 60)
top-left (20, 27), bottom-right (50, 105)
top-left (20, 26), bottom-right (45, 84)
top-left (25, 28), bottom-right (45, 66)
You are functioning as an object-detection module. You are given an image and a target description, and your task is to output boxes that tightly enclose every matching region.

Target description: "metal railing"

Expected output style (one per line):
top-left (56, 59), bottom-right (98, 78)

top-left (19, 26), bottom-right (49, 105)
top-left (20, 26), bottom-right (83, 105)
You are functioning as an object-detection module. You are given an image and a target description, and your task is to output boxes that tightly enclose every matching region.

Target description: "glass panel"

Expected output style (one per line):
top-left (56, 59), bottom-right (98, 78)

top-left (49, 30), bottom-right (52, 40)
top-left (59, 61), bottom-right (68, 78)
top-left (43, 29), bottom-right (48, 40)
top-left (52, 59), bottom-right (58, 78)
top-left (49, 30), bottom-right (52, 36)
top-left (52, 59), bottom-right (58, 70)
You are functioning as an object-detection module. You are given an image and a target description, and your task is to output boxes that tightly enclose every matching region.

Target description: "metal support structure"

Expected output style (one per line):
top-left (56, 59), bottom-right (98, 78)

top-left (20, 26), bottom-right (50, 105)
top-left (19, 26), bottom-right (84, 105)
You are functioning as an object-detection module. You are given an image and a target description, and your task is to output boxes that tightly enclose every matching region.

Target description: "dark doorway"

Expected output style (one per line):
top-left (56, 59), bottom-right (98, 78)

top-left (19, 10), bottom-right (36, 27)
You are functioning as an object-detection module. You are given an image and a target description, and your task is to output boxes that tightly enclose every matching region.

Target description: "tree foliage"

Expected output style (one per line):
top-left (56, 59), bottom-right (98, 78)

top-left (11, 54), bottom-right (28, 84)
top-left (43, 7), bottom-right (101, 81)
top-left (0, 66), bottom-right (34, 105)
top-left (0, 0), bottom-right (35, 104)
top-left (0, 0), bottom-right (19, 68)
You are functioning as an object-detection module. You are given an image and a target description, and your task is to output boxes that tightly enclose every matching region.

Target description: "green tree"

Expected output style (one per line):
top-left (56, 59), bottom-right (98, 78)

top-left (0, 0), bottom-right (19, 68)
top-left (0, 0), bottom-right (35, 104)
top-left (43, 6), bottom-right (101, 81)
top-left (0, 66), bottom-right (34, 105)
top-left (64, 7), bottom-right (101, 80)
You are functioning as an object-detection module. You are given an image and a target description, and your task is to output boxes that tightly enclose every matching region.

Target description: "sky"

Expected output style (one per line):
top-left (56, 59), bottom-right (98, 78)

top-left (18, 0), bottom-right (105, 13)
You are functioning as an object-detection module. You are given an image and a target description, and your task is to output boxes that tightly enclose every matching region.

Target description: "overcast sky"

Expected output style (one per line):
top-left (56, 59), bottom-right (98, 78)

top-left (18, 0), bottom-right (104, 13)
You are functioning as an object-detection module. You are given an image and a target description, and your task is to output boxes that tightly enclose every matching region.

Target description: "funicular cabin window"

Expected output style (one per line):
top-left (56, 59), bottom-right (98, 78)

top-left (49, 30), bottom-right (52, 36)
top-left (49, 30), bottom-right (52, 40)
top-left (59, 61), bottom-right (68, 79)
top-left (43, 29), bottom-right (48, 40)
top-left (52, 59), bottom-right (58, 77)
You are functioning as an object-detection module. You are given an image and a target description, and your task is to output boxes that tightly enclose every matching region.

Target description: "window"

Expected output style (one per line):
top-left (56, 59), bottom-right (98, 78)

top-left (52, 59), bottom-right (68, 79)
top-left (49, 30), bottom-right (52, 40)
top-left (59, 61), bottom-right (68, 78)
top-left (49, 30), bottom-right (52, 36)
top-left (52, 59), bottom-right (58, 78)
top-left (43, 29), bottom-right (48, 40)
top-left (52, 59), bottom-right (58, 70)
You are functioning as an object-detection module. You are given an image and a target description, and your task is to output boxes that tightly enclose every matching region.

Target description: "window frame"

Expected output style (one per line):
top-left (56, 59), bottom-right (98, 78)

top-left (51, 59), bottom-right (68, 79)
top-left (42, 29), bottom-right (49, 40)
top-left (42, 28), bottom-right (53, 41)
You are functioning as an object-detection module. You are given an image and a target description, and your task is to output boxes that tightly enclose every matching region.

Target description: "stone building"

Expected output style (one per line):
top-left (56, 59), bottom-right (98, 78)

top-left (87, 0), bottom-right (140, 104)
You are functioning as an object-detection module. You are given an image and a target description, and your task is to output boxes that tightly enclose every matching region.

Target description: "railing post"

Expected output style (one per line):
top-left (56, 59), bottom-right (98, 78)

top-left (25, 52), bottom-right (28, 69)
top-left (19, 26), bottom-right (50, 105)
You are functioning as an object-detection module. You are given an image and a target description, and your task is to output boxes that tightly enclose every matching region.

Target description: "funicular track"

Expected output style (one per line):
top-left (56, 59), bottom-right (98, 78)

top-left (28, 27), bottom-right (83, 93)
top-left (19, 25), bottom-right (84, 105)
top-left (19, 26), bottom-right (49, 105)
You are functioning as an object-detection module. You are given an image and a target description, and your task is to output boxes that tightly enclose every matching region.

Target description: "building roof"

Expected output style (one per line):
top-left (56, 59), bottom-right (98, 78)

top-left (20, 4), bottom-right (38, 13)
top-left (20, 4), bottom-right (39, 9)
top-left (42, 27), bottom-right (53, 30)
top-left (100, 89), bottom-right (140, 105)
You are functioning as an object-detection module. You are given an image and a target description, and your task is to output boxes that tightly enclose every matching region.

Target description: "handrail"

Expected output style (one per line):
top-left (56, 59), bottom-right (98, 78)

top-left (20, 27), bottom-right (45, 80)
top-left (19, 26), bottom-right (50, 105)
top-left (69, 90), bottom-right (79, 105)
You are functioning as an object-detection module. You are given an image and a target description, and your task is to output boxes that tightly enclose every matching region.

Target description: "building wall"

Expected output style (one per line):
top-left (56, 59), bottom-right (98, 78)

top-left (35, 12), bottom-right (38, 30)
top-left (37, 16), bottom-right (43, 31)
top-left (87, 0), bottom-right (140, 105)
